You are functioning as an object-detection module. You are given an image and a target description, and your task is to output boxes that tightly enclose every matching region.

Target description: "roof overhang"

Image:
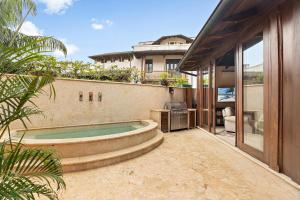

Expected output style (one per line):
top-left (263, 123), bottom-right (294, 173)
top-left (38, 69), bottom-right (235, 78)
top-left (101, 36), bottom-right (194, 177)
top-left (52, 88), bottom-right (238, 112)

top-left (89, 51), bottom-right (134, 62)
top-left (178, 0), bottom-right (286, 72)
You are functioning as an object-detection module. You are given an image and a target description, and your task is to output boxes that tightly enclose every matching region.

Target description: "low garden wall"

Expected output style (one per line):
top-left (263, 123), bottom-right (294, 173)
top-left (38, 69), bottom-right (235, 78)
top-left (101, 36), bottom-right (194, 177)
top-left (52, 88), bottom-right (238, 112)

top-left (11, 78), bottom-right (185, 129)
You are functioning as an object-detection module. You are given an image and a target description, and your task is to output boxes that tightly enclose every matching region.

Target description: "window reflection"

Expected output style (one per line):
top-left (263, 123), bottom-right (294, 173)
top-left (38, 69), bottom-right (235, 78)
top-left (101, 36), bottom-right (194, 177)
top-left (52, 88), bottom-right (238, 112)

top-left (242, 33), bottom-right (264, 151)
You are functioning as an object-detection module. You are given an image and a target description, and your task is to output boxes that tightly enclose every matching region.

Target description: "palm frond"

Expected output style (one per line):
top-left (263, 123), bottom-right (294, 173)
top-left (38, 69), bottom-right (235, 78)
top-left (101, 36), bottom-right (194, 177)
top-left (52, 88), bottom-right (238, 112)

top-left (0, 28), bottom-right (67, 56)
top-left (0, 75), bottom-right (55, 134)
top-left (0, 1), bottom-right (66, 199)
top-left (0, 139), bottom-right (65, 200)
top-left (0, 0), bottom-right (36, 28)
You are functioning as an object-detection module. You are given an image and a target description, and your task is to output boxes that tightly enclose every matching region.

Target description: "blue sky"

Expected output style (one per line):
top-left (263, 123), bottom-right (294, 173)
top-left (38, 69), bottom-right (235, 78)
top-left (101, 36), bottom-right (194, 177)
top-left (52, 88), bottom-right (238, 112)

top-left (21, 0), bottom-right (219, 62)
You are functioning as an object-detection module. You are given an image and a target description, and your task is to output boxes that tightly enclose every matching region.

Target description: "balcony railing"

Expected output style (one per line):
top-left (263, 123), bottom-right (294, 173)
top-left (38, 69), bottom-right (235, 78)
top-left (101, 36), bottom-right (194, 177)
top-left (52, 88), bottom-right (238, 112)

top-left (141, 70), bottom-right (182, 80)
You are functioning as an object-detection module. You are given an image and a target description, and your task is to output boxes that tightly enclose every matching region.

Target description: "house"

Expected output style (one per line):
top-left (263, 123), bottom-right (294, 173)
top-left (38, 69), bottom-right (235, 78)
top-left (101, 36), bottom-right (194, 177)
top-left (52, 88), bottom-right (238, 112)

top-left (89, 35), bottom-right (195, 84)
top-left (178, 0), bottom-right (300, 184)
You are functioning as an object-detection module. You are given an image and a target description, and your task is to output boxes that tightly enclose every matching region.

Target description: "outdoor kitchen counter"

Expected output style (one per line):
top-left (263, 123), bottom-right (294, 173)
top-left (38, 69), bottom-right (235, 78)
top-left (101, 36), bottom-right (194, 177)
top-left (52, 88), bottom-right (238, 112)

top-left (150, 108), bottom-right (197, 132)
top-left (151, 109), bottom-right (170, 112)
top-left (150, 109), bottom-right (170, 132)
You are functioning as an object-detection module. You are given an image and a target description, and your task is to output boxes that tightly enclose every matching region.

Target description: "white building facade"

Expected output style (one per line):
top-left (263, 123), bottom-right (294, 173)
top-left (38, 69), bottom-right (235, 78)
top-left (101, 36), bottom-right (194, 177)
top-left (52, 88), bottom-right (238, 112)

top-left (89, 35), bottom-right (196, 85)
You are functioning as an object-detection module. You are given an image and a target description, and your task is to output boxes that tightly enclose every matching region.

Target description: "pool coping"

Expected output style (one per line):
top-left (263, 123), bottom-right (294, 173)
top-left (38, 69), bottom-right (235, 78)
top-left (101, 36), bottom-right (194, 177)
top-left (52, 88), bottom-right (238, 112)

top-left (11, 120), bottom-right (158, 145)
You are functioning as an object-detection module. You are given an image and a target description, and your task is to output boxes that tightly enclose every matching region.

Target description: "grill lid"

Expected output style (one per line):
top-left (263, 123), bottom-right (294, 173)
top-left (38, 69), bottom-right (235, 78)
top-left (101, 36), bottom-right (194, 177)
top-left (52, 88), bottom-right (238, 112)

top-left (164, 102), bottom-right (187, 110)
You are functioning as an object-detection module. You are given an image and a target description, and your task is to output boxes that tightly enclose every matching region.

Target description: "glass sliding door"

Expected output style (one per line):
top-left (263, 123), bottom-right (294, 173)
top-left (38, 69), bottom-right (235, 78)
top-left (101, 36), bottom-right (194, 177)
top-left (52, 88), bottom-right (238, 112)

top-left (242, 33), bottom-right (264, 152)
top-left (198, 65), bottom-right (214, 132)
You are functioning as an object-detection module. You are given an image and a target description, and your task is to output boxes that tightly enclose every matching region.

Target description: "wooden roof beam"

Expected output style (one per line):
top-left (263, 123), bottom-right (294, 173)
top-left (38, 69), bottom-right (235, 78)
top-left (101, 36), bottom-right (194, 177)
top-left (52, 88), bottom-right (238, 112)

top-left (223, 7), bottom-right (258, 23)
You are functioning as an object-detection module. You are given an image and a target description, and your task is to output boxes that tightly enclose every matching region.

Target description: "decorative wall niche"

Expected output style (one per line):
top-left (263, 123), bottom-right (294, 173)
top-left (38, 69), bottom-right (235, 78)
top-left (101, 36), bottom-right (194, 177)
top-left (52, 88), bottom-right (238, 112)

top-left (169, 87), bottom-right (174, 95)
top-left (89, 92), bottom-right (93, 102)
top-left (79, 91), bottom-right (83, 101)
top-left (98, 92), bottom-right (102, 102)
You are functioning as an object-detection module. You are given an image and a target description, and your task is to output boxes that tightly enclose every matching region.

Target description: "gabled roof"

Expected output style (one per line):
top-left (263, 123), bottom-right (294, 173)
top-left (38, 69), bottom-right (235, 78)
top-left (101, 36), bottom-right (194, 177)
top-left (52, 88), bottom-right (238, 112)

top-left (152, 34), bottom-right (193, 45)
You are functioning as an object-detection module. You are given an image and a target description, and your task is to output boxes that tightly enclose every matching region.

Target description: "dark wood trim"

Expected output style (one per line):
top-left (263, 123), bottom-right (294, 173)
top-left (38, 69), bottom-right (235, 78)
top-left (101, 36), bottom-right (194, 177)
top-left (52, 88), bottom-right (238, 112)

top-left (263, 24), bottom-right (271, 164)
top-left (277, 11), bottom-right (284, 173)
top-left (197, 69), bottom-right (201, 126)
top-left (208, 64), bottom-right (212, 132)
top-left (199, 67), bottom-right (204, 127)
top-left (224, 7), bottom-right (258, 22)
top-left (236, 43), bottom-right (243, 149)
top-left (266, 11), bottom-right (282, 171)
top-left (235, 45), bottom-right (239, 147)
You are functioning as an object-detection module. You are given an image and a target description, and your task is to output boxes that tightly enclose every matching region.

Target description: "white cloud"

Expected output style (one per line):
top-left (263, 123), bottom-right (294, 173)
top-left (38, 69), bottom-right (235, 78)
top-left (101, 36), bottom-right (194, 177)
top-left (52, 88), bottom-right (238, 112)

top-left (19, 21), bottom-right (43, 36)
top-left (54, 39), bottom-right (79, 57)
top-left (91, 22), bottom-right (104, 30)
top-left (91, 18), bottom-right (113, 30)
top-left (105, 19), bottom-right (113, 26)
top-left (39, 0), bottom-right (76, 14)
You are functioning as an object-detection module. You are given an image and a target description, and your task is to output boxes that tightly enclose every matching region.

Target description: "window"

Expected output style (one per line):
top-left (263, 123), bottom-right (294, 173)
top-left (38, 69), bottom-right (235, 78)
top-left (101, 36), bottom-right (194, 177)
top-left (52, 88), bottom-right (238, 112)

top-left (145, 59), bottom-right (153, 73)
top-left (242, 33), bottom-right (264, 152)
top-left (166, 59), bottom-right (181, 71)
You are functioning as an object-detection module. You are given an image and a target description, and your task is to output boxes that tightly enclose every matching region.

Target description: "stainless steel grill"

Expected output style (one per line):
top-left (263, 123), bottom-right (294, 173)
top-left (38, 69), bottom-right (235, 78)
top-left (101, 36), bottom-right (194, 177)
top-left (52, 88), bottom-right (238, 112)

top-left (164, 102), bottom-right (188, 131)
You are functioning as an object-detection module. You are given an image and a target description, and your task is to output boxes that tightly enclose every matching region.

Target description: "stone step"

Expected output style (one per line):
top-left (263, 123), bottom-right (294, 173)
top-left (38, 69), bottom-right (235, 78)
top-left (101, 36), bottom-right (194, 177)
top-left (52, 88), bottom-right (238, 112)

top-left (62, 131), bottom-right (164, 173)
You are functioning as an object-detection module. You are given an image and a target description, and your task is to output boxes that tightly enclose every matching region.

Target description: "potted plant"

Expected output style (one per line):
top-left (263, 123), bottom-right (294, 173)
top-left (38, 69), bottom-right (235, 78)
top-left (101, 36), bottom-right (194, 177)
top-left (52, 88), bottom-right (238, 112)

top-left (160, 72), bottom-right (169, 87)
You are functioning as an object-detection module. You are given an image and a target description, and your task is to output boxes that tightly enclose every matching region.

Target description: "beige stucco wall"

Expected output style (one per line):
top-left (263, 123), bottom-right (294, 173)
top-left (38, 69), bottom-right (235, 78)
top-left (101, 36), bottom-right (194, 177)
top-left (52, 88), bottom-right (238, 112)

top-left (11, 78), bottom-right (185, 130)
top-left (96, 59), bottom-right (132, 69)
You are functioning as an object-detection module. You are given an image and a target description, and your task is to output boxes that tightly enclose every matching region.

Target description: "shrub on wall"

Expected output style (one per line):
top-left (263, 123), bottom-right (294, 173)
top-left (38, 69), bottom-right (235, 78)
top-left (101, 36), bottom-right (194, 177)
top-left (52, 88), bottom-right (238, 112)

top-left (173, 76), bottom-right (189, 87)
top-left (4, 56), bottom-right (135, 83)
top-left (56, 61), bottom-right (133, 82)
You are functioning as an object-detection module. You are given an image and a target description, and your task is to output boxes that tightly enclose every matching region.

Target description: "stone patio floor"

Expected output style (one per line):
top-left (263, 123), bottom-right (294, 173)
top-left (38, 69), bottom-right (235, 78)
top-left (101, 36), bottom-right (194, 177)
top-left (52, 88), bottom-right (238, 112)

top-left (60, 129), bottom-right (300, 200)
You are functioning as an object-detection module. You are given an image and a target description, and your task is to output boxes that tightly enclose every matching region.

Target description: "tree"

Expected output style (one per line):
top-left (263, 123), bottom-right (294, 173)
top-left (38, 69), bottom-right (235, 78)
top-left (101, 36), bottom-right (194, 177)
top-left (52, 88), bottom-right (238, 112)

top-left (0, 0), bottom-right (66, 199)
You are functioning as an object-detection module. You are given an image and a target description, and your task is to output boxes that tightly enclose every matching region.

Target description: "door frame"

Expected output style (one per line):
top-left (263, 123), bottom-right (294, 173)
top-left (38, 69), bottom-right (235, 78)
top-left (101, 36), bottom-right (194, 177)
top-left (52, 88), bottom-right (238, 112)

top-left (197, 64), bottom-right (215, 133)
top-left (236, 27), bottom-right (270, 163)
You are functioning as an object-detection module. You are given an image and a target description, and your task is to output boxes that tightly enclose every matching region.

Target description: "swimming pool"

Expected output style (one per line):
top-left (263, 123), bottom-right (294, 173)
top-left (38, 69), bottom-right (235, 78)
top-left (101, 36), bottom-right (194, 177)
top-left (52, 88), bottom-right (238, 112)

top-left (15, 122), bottom-right (146, 140)
top-left (12, 120), bottom-right (163, 172)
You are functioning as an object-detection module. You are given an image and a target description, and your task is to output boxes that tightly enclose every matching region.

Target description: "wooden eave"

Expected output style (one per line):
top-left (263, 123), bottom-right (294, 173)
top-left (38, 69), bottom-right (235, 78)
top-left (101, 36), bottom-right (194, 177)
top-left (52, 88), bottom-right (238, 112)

top-left (179, 0), bottom-right (286, 71)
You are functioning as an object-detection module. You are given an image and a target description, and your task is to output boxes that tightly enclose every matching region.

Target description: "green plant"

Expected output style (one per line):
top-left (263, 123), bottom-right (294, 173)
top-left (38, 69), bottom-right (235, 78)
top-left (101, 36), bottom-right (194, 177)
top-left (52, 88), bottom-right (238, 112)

top-left (0, 0), bottom-right (66, 199)
top-left (0, 139), bottom-right (65, 200)
top-left (174, 76), bottom-right (188, 87)
top-left (159, 72), bottom-right (169, 86)
top-left (131, 67), bottom-right (140, 83)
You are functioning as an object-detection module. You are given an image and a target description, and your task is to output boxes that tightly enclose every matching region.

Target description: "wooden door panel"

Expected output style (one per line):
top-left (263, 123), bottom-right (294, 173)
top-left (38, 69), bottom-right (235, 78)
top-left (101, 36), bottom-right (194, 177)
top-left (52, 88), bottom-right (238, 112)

top-left (281, 0), bottom-right (300, 184)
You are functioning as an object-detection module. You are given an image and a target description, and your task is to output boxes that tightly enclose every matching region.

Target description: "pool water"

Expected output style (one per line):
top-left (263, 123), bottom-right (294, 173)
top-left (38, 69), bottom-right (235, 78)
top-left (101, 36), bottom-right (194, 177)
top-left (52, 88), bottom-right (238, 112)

top-left (16, 122), bottom-right (146, 139)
